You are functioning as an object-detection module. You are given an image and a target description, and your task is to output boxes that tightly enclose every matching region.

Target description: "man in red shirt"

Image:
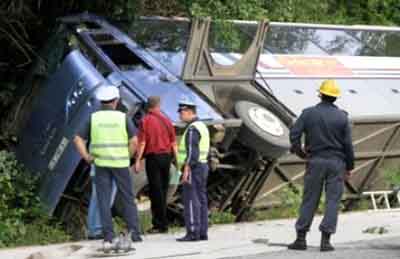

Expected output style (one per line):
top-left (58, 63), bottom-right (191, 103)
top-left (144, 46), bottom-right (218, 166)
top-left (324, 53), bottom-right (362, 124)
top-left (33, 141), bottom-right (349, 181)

top-left (135, 96), bottom-right (177, 233)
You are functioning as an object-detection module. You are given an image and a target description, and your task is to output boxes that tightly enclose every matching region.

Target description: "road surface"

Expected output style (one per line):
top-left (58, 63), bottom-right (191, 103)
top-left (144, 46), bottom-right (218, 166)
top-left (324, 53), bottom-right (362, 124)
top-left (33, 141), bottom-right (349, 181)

top-left (1, 211), bottom-right (399, 259)
top-left (224, 236), bottom-right (400, 259)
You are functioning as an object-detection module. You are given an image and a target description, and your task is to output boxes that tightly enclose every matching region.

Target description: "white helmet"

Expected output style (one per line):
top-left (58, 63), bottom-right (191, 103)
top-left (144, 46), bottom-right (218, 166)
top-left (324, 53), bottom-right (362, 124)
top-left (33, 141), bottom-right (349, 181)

top-left (96, 84), bottom-right (120, 101)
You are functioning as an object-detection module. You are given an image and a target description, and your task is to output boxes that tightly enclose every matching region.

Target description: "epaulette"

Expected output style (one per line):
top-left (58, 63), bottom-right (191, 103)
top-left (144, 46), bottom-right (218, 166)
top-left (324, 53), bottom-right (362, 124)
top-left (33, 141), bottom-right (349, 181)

top-left (341, 109), bottom-right (349, 116)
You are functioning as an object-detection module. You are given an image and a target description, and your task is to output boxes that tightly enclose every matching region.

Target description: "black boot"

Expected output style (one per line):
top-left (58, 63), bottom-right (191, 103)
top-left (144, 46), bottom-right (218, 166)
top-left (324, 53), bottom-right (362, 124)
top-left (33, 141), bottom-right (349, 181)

top-left (320, 232), bottom-right (334, 252)
top-left (288, 231), bottom-right (307, 250)
top-left (176, 233), bottom-right (199, 242)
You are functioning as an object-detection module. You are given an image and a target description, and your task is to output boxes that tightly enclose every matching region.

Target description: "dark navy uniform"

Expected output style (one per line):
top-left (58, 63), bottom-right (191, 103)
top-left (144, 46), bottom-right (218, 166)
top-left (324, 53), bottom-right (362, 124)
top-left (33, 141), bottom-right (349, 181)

top-left (181, 118), bottom-right (209, 240)
top-left (290, 101), bottom-right (354, 234)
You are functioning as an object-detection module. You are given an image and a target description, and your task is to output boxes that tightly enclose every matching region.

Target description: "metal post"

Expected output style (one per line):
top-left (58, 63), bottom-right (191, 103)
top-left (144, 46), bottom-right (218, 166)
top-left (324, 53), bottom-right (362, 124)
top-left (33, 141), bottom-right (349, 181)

top-left (370, 193), bottom-right (378, 211)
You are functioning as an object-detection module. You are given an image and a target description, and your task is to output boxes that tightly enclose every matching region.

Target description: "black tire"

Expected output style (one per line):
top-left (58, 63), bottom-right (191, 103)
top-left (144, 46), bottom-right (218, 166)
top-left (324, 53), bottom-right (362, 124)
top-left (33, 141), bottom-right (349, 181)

top-left (234, 101), bottom-right (290, 158)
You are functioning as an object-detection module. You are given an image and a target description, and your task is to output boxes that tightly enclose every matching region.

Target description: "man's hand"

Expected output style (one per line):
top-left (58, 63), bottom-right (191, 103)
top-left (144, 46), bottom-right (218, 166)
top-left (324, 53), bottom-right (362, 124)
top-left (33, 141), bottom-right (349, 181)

top-left (345, 170), bottom-right (353, 181)
top-left (74, 135), bottom-right (94, 164)
top-left (171, 157), bottom-right (178, 168)
top-left (172, 143), bottom-right (178, 167)
top-left (134, 141), bottom-right (146, 173)
top-left (134, 160), bottom-right (143, 174)
top-left (84, 154), bottom-right (94, 164)
top-left (290, 146), bottom-right (308, 160)
top-left (181, 164), bottom-right (191, 184)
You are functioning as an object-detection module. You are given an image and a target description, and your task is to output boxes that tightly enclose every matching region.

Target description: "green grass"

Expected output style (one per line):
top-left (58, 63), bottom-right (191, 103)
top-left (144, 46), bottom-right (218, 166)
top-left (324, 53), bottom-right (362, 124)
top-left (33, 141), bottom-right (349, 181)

top-left (7, 220), bottom-right (71, 247)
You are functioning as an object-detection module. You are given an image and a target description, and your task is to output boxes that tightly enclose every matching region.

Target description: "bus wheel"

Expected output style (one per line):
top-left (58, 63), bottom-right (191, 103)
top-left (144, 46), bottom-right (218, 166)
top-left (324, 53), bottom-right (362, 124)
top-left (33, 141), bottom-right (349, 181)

top-left (234, 101), bottom-right (290, 158)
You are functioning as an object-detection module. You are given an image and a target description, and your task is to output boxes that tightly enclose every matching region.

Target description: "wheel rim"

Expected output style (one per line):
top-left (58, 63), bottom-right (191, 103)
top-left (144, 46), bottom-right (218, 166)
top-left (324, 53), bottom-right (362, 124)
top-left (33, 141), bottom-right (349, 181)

top-left (248, 107), bottom-right (285, 137)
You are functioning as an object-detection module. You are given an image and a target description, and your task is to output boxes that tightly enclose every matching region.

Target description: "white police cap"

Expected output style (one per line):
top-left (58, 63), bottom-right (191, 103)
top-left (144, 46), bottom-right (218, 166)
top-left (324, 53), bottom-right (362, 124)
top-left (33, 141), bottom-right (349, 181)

top-left (178, 96), bottom-right (196, 107)
top-left (177, 96), bottom-right (196, 112)
top-left (96, 85), bottom-right (120, 101)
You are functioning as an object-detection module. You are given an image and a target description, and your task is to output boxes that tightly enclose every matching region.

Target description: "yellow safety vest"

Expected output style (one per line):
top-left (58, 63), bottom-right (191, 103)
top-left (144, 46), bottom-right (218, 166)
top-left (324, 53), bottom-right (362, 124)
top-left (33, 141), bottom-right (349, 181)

top-left (90, 110), bottom-right (130, 168)
top-left (177, 121), bottom-right (210, 169)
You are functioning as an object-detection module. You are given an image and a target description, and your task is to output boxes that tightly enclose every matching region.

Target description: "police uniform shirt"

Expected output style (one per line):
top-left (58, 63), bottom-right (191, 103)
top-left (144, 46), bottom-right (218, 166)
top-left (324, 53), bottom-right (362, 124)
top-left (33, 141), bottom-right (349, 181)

top-left (290, 101), bottom-right (355, 171)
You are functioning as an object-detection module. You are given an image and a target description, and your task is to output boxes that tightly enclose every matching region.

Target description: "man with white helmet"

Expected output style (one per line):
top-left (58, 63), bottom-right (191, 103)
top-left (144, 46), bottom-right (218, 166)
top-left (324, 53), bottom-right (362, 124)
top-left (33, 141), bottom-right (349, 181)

top-left (176, 96), bottom-right (210, 242)
top-left (73, 84), bottom-right (142, 251)
top-left (288, 79), bottom-right (355, 252)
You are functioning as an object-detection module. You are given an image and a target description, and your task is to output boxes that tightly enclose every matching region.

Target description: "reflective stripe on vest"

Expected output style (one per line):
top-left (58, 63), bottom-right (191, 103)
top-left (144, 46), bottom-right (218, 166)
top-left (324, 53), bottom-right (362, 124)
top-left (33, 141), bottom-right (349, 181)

top-left (177, 121), bottom-right (210, 169)
top-left (90, 110), bottom-right (130, 168)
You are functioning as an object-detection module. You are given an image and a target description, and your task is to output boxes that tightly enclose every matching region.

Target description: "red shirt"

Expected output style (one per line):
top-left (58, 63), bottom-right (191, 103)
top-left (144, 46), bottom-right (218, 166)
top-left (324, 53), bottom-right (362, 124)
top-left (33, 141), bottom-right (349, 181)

top-left (138, 110), bottom-right (176, 155)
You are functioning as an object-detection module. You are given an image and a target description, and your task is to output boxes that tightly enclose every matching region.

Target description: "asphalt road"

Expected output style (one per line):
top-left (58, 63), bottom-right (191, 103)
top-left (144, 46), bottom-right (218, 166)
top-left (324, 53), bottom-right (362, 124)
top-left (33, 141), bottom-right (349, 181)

top-left (224, 236), bottom-right (400, 259)
top-left (2, 212), bottom-right (399, 259)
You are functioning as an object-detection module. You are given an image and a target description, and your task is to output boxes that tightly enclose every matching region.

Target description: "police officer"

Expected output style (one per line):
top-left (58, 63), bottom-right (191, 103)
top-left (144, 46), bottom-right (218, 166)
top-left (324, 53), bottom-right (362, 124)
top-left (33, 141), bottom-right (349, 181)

top-left (288, 80), bottom-right (355, 252)
top-left (176, 98), bottom-right (210, 242)
top-left (73, 85), bottom-right (142, 250)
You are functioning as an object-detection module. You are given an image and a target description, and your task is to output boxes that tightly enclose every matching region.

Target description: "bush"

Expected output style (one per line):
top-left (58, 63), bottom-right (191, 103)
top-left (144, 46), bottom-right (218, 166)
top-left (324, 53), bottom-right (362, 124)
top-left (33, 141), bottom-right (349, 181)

top-left (0, 150), bottom-right (70, 247)
top-left (282, 184), bottom-right (327, 212)
top-left (261, 185), bottom-right (326, 220)
top-left (383, 167), bottom-right (400, 188)
top-left (209, 211), bottom-right (236, 225)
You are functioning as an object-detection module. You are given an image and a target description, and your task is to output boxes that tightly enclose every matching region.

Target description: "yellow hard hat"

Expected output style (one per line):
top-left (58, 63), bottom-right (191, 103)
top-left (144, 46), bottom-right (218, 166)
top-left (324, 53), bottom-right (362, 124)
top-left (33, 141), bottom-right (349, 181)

top-left (319, 79), bottom-right (341, 97)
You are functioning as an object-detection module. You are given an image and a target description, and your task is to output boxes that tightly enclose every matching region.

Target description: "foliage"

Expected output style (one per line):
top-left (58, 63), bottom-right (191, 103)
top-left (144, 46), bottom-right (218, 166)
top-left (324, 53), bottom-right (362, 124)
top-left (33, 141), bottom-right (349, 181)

top-left (209, 211), bottom-right (236, 225)
top-left (1, 0), bottom-right (400, 111)
top-left (2, 0), bottom-right (400, 75)
top-left (187, 0), bottom-right (267, 20)
top-left (0, 83), bottom-right (17, 145)
top-left (0, 150), bottom-right (70, 247)
top-left (256, 185), bottom-right (325, 220)
top-left (383, 167), bottom-right (400, 188)
top-left (3, 218), bottom-right (70, 247)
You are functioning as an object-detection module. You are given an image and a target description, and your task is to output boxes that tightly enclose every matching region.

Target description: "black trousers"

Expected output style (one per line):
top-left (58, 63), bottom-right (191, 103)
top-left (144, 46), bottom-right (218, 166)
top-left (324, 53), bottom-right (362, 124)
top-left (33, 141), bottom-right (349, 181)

top-left (295, 157), bottom-right (345, 234)
top-left (145, 153), bottom-right (172, 230)
top-left (95, 166), bottom-right (140, 242)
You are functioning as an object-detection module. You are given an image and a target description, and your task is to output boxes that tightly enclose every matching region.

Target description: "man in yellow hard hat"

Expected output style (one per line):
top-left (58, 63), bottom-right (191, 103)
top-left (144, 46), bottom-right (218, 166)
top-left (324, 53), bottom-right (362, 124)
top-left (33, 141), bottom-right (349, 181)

top-left (288, 79), bottom-right (354, 252)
